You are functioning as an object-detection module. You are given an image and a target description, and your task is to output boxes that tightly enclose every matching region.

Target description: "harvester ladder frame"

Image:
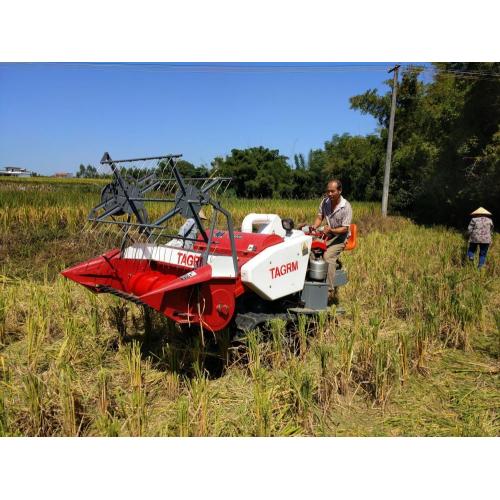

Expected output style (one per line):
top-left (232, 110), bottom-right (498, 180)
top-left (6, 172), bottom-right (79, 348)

top-left (87, 152), bottom-right (238, 275)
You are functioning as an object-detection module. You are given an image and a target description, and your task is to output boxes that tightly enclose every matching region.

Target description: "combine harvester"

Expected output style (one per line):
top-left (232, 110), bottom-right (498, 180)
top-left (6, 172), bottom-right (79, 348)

top-left (62, 153), bottom-right (356, 336)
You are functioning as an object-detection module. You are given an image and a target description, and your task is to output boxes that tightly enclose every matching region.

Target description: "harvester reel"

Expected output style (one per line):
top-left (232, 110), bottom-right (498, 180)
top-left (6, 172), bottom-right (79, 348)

top-left (175, 183), bottom-right (210, 218)
top-left (100, 179), bottom-right (148, 221)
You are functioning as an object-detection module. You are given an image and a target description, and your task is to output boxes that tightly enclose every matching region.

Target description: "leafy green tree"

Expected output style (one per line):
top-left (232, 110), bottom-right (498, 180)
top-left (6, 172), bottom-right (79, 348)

top-left (321, 134), bottom-right (385, 201)
top-left (76, 164), bottom-right (99, 178)
top-left (306, 148), bottom-right (330, 194)
top-left (76, 164), bottom-right (86, 178)
top-left (157, 159), bottom-right (208, 180)
top-left (290, 168), bottom-right (317, 199)
top-left (293, 153), bottom-right (306, 170)
top-left (350, 68), bottom-right (433, 209)
top-left (350, 63), bottom-right (500, 225)
top-left (213, 147), bottom-right (290, 198)
top-left (415, 63), bottom-right (500, 225)
top-left (176, 160), bottom-right (209, 179)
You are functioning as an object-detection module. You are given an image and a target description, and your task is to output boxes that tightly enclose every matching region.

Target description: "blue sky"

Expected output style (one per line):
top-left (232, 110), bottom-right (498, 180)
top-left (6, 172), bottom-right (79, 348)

top-left (0, 63), bottom-right (428, 175)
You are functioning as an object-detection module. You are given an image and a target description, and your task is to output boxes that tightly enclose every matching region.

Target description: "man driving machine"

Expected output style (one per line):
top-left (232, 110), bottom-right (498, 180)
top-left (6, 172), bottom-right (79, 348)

top-left (308, 179), bottom-right (352, 301)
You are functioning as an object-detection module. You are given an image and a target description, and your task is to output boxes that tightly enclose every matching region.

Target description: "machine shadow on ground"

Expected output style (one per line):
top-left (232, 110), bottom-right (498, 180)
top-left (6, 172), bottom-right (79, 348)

top-left (108, 304), bottom-right (324, 379)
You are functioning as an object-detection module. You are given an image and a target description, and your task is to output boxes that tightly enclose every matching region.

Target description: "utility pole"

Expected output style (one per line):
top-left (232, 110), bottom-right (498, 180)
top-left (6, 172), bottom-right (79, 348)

top-left (381, 64), bottom-right (400, 217)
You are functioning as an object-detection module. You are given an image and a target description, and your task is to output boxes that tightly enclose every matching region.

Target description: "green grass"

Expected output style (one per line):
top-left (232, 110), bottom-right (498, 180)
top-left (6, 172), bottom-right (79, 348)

top-left (0, 178), bottom-right (498, 436)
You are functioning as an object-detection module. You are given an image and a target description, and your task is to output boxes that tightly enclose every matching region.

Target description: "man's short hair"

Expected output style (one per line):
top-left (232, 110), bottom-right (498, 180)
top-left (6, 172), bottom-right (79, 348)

top-left (327, 179), bottom-right (342, 191)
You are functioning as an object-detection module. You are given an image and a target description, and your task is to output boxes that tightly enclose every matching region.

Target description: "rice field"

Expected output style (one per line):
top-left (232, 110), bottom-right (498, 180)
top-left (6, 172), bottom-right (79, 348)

top-left (0, 177), bottom-right (498, 436)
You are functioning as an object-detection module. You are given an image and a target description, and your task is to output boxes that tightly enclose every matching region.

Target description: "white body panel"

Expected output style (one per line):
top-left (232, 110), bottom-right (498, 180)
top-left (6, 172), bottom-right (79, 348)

top-left (241, 230), bottom-right (312, 301)
top-left (123, 215), bottom-right (313, 299)
top-left (241, 213), bottom-right (286, 237)
top-left (122, 244), bottom-right (236, 278)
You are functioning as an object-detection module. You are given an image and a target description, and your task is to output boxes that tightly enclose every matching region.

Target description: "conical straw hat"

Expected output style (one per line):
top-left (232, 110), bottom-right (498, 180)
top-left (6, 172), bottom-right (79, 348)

top-left (470, 207), bottom-right (492, 216)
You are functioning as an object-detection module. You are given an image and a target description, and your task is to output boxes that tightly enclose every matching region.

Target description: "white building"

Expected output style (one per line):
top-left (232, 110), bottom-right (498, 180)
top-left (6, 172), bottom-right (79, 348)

top-left (0, 167), bottom-right (32, 177)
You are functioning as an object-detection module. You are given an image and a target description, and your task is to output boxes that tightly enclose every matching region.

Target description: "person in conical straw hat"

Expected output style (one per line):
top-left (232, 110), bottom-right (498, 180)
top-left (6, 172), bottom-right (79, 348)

top-left (467, 207), bottom-right (493, 268)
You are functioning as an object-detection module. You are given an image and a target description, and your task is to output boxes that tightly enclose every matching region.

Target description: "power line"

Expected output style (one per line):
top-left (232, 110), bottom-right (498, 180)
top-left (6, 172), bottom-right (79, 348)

top-left (0, 62), bottom-right (421, 74)
top-left (2, 62), bottom-right (498, 81)
top-left (412, 65), bottom-right (500, 80)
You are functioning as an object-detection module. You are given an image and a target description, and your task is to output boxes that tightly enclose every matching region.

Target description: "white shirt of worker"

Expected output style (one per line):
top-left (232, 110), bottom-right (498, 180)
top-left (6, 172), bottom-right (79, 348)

top-left (316, 195), bottom-right (353, 293)
top-left (317, 195), bottom-right (353, 243)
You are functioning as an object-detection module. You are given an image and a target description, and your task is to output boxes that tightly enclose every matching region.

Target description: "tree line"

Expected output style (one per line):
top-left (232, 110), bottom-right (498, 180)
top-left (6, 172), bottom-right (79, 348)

top-left (77, 63), bottom-right (499, 227)
top-left (76, 160), bottom-right (209, 180)
top-left (349, 62), bottom-right (499, 226)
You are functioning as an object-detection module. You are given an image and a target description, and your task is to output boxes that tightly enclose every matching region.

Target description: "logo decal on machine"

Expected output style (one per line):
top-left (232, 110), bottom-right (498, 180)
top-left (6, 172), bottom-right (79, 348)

top-left (270, 261), bottom-right (299, 279)
top-left (179, 270), bottom-right (197, 280)
top-left (177, 252), bottom-right (202, 267)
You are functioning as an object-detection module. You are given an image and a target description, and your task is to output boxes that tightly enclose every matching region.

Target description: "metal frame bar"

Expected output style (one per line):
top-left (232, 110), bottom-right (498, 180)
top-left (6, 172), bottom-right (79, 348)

top-left (100, 153), bottom-right (182, 164)
top-left (211, 200), bottom-right (238, 275)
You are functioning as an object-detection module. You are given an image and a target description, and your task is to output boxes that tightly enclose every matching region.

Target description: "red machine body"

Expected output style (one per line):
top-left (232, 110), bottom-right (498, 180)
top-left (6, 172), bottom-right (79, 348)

top-left (61, 152), bottom-right (357, 334)
top-left (62, 231), bottom-right (284, 332)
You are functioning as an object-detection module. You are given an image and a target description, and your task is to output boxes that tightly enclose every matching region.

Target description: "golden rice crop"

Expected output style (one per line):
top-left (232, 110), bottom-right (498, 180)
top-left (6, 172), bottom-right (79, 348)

top-left (0, 177), bottom-right (498, 436)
